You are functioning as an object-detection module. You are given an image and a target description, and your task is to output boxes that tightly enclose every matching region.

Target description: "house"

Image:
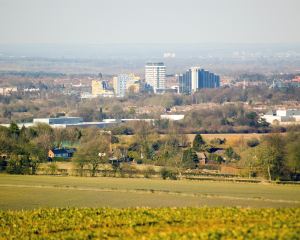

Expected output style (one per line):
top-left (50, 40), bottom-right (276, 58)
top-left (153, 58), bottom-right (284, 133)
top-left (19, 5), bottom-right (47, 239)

top-left (196, 152), bottom-right (208, 165)
top-left (48, 148), bottom-right (76, 160)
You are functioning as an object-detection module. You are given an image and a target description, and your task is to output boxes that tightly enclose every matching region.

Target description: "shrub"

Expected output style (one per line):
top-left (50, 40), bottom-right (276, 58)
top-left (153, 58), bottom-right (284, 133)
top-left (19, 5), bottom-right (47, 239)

top-left (210, 138), bottom-right (226, 145)
top-left (143, 166), bottom-right (156, 178)
top-left (111, 135), bottom-right (119, 144)
top-left (47, 162), bottom-right (58, 175)
top-left (120, 163), bottom-right (137, 178)
top-left (160, 167), bottom-right (177, 180)
top-left (247, 138), bottom-right (260, 147)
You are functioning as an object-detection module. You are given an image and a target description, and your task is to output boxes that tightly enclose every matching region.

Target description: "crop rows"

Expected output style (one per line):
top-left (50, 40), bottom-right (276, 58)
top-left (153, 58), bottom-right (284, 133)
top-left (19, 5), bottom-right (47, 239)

top-left (1, 207), bottom-right (300, 239)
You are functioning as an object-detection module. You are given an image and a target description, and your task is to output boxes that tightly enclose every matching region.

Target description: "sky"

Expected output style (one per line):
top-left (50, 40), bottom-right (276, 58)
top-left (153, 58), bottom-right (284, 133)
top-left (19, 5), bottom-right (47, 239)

top-left (0, 0), bottom-right (300, 45)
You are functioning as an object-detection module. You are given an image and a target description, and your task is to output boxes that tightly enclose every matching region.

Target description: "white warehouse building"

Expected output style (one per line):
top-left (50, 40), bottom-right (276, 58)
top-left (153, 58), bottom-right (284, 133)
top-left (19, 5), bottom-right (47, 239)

top-left (262, 109), bottom-right (300, 125)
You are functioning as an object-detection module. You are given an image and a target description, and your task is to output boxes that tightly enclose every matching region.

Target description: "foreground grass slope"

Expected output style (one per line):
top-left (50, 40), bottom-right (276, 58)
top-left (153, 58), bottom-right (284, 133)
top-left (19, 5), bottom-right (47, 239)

top-left (1, 175), bottom-right (300, 209)
top-left (1, 208), bottom-right (299, 239)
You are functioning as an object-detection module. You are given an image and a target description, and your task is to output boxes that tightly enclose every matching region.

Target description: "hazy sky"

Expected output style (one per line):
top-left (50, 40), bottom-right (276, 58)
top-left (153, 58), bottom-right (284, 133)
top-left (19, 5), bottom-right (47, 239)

top-left (0, 0), bottom-right (299, 44)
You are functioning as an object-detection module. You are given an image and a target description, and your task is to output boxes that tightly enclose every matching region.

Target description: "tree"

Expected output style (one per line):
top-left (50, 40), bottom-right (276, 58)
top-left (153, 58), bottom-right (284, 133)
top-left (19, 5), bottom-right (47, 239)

top-left (285, 141), bottom-right (300, 176)
top-left (77, 107), bottom-right (95, 122)
top-left (73, 133), bottom-right (110, 177)
top-left (6, 154), bottom-right (31, 175)
top-left (72, 149), bottom-right (88, 176)
top-left (32, 123), bottom-right (55, 156)
top-left (9, 122), bottom-right (20, 139)
top-left (256, 135), bottom-right (284, 181)
top-left (114, 143), bottom-right (129, 162)
top-left (239, 148), bottom-right (259, 178)
top-left (215, 155), bottom-right (224, 164)
top-left (182, 148), bottom-right (198, 169)
top-left (225, 147), bottom-right (240, 161)
top-left (193, 134), bottom-right (205, 151)
top-left (134, 121), bottom-right (153, 160)
top-left (27, 144), bottom-right (45, 174)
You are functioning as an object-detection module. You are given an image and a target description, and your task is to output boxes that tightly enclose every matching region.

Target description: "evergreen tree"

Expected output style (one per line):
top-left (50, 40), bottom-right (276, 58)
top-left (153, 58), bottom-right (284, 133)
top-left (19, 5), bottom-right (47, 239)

top-left (182, 148), bottom-right (198, 168)
top-left (193, 134), bottom-right (205, 151)
top-left (9, 122), bottom-right (20, 139)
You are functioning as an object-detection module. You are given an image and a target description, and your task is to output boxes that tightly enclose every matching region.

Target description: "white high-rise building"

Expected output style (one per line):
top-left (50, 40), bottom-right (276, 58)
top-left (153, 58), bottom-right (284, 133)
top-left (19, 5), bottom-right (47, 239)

top-left (113, 74), bottom-right (129, 97)
top-left (113, 73), bottom-right (140, 97)
top-left (191, 67), bottom-right (200, 93)
top-left (145, 62), bottom-right (166, 93)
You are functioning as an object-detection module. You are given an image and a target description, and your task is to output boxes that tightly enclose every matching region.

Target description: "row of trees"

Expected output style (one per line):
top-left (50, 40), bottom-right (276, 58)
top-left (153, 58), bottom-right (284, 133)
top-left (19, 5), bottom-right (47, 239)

top-left (1, 121), bottom-right (299, 181)
top-left (0, 123), bottom-right (82, 174)
top-left (239, 133), bottom-right (300, 180)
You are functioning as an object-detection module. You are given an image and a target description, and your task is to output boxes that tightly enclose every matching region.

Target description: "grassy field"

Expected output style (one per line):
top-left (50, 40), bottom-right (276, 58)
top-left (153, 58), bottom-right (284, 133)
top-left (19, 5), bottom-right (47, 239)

top-left (0, 174), bottom-right (299, 210)
top-left (1, 207), bottom-right (299, 239)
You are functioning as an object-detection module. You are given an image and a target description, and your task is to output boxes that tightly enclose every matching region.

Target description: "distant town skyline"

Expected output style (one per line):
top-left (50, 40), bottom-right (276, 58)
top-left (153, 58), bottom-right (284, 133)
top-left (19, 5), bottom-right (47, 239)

top-left (0, 0), bottom-right (300, 45)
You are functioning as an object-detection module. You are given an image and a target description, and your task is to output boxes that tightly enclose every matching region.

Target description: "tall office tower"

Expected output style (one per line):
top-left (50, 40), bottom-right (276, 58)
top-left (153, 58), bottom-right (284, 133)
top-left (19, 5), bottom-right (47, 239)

top-left (113, 74), bottom-right (129, 97)
top-left (178, 70), bottom-right (192, 94)
top-left (145, 62), bottom-right (166, 93)
top-left (178, 67), bottom-right (220, 94)
top-left (191, 67), bottom-right (201, 93)
top-left (214, 75), bottom-right (220, 88)
top-left (113, 73), bottom-right (141, 97)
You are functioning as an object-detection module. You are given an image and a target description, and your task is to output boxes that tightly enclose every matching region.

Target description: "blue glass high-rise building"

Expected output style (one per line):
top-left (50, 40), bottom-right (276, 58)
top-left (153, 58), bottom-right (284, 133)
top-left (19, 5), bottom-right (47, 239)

top-left (179, 70), bottom-right (192, 94)
top-left (178, 68), bottom-right (220, 94)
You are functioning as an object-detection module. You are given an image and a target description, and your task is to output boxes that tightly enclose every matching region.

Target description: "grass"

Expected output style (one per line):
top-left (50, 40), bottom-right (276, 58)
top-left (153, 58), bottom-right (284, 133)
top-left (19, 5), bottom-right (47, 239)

top-left (0, 174), bottom-right (299, 210)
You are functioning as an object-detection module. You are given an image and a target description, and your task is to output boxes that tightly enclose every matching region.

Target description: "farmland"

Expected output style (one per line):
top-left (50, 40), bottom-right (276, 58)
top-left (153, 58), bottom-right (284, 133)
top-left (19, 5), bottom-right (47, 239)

top-left (0, 174), bottom-right (300, 210)
top-left (1, 207), bottom-right (299, 239)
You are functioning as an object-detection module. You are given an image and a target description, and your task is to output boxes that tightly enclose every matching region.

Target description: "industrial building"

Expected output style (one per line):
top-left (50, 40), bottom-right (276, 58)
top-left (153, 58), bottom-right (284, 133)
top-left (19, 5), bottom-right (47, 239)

top-left (262, 109), bottom-right (300, 125)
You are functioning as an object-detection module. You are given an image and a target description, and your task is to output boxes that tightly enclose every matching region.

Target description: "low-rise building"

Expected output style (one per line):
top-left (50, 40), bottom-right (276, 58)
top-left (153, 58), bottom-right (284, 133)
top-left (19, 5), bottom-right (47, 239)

top-left (91, 80), bottom-right (114, 97)
top-left (160, 114), bottom-right (185, 121)
top-left (48, 148), bottom-right (76, 160)
top-left (196, 152), bottom-right (208, 165)
top-left (262, 109), bottom-right (300, 124)
top-left (34, 117), bottom-right (83, 125)
top-left (0, 87), bottom-right (18, 95)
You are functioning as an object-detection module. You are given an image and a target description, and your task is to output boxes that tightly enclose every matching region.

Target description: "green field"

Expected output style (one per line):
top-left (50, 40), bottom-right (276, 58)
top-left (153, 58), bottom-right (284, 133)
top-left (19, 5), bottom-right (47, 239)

top-left (0, 174), bottom-right (300, 209)
top-left (1, 207), bottom-right (299, 239)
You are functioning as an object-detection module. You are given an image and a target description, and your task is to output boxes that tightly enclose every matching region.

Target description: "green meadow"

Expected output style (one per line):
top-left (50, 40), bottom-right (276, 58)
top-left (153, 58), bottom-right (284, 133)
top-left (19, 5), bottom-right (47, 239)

top-left (0, 174), bottom-right (299, 209)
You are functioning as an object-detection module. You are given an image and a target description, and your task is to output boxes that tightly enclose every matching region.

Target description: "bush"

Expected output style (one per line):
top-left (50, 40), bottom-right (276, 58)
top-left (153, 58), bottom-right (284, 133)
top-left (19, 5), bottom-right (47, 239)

top-left (47, 162), bottom-right (58, 175)
top-left (6, 155), bottom-right (31, 175)
top-left (247, 138), bottom-right (260, 147)
top-left (51, 157), bottom-right (67, 162)
top-left (0, 157), bottom-right (7, 171)
top-left (160, 168), bottom-right (177, 180)
top-left (210, 138), bottom-right (226, 145)
top-left (111, 135), bottom-right (119, 144)
top-left (120, 163), bottom-right (137, 178)
top-left (143, 166), bottom-right (156, 178)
